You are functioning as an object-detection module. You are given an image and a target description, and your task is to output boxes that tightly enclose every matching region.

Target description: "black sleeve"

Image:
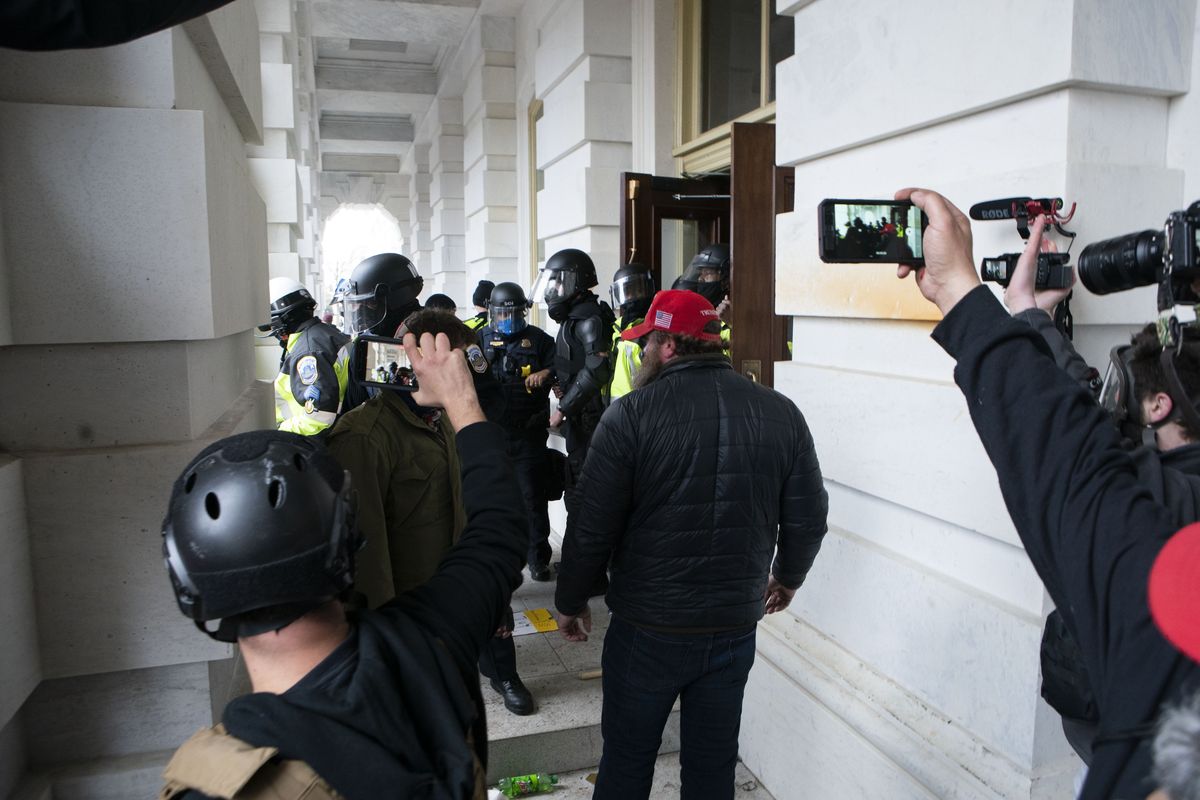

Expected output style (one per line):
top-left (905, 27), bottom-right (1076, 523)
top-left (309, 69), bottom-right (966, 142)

top-left (932, 286), bottom-right (1192, 798)
top-left (1013, 308), bottom-right (1102, 398)
top-left (1, 0), bottom-right (238, 50)
top-left (770, 408), bottom-right (829, 589)
top-left (289, 351), bottom-right (342, 415)
top-left (555, 402), bottom-right (634, 615)
top-left (558, 316), bottom-right (613, 415)
top-left (398, 422), bottom-right (526, 670)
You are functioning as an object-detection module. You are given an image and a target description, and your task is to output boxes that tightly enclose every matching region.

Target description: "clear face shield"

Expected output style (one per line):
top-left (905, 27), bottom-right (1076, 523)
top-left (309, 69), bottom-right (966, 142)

top-left (489, 305), bottom-right (527, 337)
top-left (338, 290), bottom-right (389, 337)
top-left (531, 269), bottom-right (578, 306)
top-left (610, 273), bottom-right (654, 309)
top-left (1099, 344), bottom-right (1143, 435)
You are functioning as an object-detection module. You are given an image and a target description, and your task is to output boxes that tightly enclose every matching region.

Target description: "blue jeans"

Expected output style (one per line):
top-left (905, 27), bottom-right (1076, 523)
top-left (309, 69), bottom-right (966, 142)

top-left (593, 614), bottom-right (757, 800)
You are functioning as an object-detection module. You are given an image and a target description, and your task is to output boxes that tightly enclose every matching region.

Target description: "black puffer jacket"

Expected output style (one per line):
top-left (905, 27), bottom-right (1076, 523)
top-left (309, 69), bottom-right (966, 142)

top-left (555, 354), bottom-right (828, 628)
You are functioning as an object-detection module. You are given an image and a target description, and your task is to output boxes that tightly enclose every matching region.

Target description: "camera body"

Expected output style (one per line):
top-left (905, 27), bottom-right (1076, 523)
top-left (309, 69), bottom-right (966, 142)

top-left (1078, 201), bottom-right (1200, 313)
top-left (981, 252), bottom-right (1074, 289)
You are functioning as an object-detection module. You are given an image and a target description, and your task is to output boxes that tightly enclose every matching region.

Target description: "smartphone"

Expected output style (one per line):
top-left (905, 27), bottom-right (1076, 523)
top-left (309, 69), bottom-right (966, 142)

top-left (354, 334), bottom-right (418, 391)
top-left (818, 199), bottom-right (928, 264)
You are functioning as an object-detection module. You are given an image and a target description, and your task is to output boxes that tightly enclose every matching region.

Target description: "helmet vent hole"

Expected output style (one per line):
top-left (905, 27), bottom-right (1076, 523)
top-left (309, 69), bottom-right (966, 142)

top-left (268, 480), bottom-right (283, 508)
top-left (293, 453), bottom-right (306, 471)
top-left (205, 493), bottom-right (220, 520)
top-left (184, 473), bottom-right (197, 493)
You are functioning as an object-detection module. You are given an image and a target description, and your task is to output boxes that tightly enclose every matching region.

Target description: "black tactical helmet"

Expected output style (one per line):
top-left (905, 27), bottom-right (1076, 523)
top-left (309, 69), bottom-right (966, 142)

top-left (534, 249), bottom-right (598, 321)
top-left (488, 281), bottom-right (530, 336)
top-left (161, 431), bottom-right (360, 643)
top-left (681, 243), bottom-right (731, 306)
top-left (610, 262), bottom-right (654, 321)
top-left (340, 253), bottom-right (424, 336)
top-left (543, 248), bottom-right (598, 288)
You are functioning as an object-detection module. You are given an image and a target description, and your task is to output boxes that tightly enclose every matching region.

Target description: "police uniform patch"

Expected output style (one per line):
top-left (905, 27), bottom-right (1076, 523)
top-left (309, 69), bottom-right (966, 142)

top-left (296, 355), bottom-right (319, 385)
top-left (465, 344), bottom-right (489, 374)
top-left (521, 339), bottom-right (531, 348)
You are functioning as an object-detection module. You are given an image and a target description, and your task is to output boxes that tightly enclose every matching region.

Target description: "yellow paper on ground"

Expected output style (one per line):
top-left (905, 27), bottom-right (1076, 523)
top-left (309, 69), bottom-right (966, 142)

top-left (511, 607), bottom-right (559, 636)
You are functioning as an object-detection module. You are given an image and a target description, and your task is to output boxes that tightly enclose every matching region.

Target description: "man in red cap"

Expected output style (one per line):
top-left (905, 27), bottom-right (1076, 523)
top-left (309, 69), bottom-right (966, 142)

top-left (553, 289), bottom-right (828, 799)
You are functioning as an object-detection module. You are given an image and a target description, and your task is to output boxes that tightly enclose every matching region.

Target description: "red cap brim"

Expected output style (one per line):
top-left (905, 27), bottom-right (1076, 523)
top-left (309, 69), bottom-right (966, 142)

top-left (620, 319), bottom-right (656, 341)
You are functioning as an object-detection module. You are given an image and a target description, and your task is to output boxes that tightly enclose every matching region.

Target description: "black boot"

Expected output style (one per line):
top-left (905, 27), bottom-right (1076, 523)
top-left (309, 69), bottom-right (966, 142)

top-left (490, 677), bottom-right (536, 716)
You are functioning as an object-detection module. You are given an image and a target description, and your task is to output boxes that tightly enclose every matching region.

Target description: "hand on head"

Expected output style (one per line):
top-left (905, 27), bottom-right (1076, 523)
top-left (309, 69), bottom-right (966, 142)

top-left (894, 188), bottom-right (981, 316)
top-left (1002, 214), bottom-right (1074, 315)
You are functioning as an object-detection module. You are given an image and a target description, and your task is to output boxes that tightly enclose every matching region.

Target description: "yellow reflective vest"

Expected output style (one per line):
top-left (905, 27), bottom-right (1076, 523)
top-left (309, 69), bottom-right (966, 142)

top-left (274, 319), bottom-right (351, 436)
top-left (608, 316), bottom-right (643, 402)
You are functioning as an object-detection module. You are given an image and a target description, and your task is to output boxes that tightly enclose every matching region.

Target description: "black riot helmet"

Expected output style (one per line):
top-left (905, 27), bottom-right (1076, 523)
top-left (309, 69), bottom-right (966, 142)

top-left (681, 243), bottom-right (731, 307)
top-left (610, 262), bottom-right (654, 323)
top-left (257, 277), bottom-right (316, 340)
top-left (339, 253), bottom-right (424, 336)
top-left (533, 248), bottom-right (598, 322)
top-left (161, 431), bottom-right (360, 643)
top-left (488, 281), bottom-right (530, 337)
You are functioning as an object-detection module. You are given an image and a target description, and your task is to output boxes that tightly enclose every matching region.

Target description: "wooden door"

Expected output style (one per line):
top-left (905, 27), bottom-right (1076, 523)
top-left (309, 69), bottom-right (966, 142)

top-left (729, 122), bottom-right (792, 388)
top-left (619, 172), bottom-right (730, 294)
top-left (618, 122), bottom-right (791, 387)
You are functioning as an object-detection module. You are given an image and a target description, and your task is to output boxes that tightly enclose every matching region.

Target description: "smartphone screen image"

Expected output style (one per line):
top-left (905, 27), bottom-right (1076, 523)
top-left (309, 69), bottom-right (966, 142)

top-left (818, 199), bottom-right (927, 264)
top-left (357, 335), bottom-right (418, 391)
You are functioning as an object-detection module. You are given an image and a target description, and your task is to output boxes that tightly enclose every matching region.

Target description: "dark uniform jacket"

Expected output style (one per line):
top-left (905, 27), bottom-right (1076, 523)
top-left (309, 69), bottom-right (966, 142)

top-left (170, 423), bottom-right (527, 800)
top-left (275, 319), bottom-right (351, 436)
top-left (935, 286), bottom-right (1200, 800)
top-left (479, 324), bottom-right (556, 432)
top-left (555, 295), bottom-right (615, 419)
top-left (556, 354), bottom-right (829, 629)
top-left (326, 391), bottom-right (465, 608)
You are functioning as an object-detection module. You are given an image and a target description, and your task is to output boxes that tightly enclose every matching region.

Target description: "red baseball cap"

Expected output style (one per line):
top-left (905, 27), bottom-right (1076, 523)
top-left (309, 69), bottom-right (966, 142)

top-left (620, 289), bottom-right (722, 342)
top-left (1149, 522), bottom-right (1200, 662)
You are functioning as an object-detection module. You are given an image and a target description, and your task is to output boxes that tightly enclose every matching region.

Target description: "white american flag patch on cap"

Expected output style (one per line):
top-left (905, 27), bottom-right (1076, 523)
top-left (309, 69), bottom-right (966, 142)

top-left (654, 310), bottom-right (673, 328)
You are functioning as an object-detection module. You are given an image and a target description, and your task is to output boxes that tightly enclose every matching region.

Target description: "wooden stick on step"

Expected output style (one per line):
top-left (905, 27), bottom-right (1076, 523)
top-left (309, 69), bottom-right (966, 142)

top-left (578, 669), bottom-right (603, 680)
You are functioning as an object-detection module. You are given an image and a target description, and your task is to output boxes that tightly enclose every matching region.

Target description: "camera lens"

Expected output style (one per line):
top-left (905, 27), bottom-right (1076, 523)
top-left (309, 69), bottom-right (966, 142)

top-left (1078, 229), bottom-right (1163, 295)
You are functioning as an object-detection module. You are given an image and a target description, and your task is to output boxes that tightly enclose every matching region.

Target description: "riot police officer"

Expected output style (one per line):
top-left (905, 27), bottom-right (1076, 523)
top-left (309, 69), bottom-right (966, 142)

top-left (480, 282), bottom-right (557, 580)
top-left (260, 277), bottom-right (351, 437)
top-left (606, 262), bottom-right (654, 402)
top-left (336, 252), bottom-right (424, 414)
top-left (535, 249), bottom-right (615, 531)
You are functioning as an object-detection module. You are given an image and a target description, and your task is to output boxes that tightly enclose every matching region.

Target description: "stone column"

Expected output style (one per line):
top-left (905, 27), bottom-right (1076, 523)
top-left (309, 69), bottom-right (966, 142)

top-left (748, 1), bottom-right (1197, 798)
top-left (0, 3), bottom-right (274, 794)
top-left (405, 143), bottom-right (435, 278)
top-left (533, 0), bottom-right (633, 290)
top-left (426, 99), bottom-right (467, 300)
top-left (463, 16), bottom-right (519, 291)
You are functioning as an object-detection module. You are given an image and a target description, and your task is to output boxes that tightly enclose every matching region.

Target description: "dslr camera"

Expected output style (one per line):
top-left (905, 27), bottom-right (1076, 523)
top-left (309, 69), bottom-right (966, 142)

top-left (1078, 201), bottom-right (1200, 315)
top-left (980, 252), bottom-right (1073, 289)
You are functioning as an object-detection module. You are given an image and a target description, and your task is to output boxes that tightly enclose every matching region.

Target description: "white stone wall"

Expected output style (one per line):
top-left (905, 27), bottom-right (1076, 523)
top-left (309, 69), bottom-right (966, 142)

top-left (745, 1), bottom-right (1197, 797)
top-left (0, 3), bottom-right (275, 794)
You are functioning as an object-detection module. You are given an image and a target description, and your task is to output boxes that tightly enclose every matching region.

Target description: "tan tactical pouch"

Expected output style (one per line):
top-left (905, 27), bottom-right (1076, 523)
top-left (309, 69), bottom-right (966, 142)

top-left (160, 725), bottom-right (341, 800)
